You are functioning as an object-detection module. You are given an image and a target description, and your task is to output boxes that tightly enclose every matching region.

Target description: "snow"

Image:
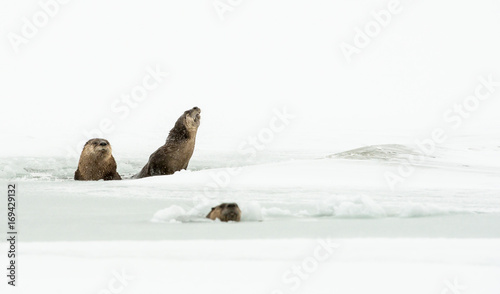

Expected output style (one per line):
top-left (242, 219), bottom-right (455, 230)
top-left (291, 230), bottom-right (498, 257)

top-left (2, 239), bottom-right (500, 294)
top-left (1, 140), bottom-right (500, 293)
top-left (1, 140), bottom-right (499, 293)
top-left (2, 0), bottom-right (500, 293)
top-left (151, 205), bottom-right (191, 223)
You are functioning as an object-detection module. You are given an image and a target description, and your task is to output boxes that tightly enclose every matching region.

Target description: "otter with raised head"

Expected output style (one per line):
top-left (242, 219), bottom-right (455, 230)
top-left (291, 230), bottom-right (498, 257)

top-left (74, 138), bottom-right (121, 181)
top-left (206, 203), bottom-right (241, 222)
top-left (135, 106), bottom-right (201, 179)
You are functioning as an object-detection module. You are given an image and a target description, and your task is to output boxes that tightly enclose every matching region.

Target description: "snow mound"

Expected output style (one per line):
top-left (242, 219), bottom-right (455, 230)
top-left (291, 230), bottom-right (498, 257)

top-left (332, 195), bottom-right (387, 218)
top-left (310, 195), bottom-right (463, 218)
top-left (262, 207), bottom-right (294, 217)
top-left (328, 144), bottom-right (424, 161)
top-left (151, 205), bottom-right (192, 223)
top-left (151, 201), bottom-right (264, 223)
top-left (151, 196), bottom-right (461, 223)
top-left (398, 203), bottom-right (453, 218)
top-left (239, 201), bottom-right (263, 221)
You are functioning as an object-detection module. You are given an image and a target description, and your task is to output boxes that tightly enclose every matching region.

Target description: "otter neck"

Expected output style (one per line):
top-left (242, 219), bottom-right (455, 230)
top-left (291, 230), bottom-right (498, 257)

top-left (166, 122), bottom-right (197, 143)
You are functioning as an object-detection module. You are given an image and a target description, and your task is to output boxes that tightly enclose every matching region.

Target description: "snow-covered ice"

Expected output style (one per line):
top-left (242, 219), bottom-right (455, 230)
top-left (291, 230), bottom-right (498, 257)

top-left (1, 239), bottom-right (500, 294)
top-left (2, 136), bottom-right (500, 293)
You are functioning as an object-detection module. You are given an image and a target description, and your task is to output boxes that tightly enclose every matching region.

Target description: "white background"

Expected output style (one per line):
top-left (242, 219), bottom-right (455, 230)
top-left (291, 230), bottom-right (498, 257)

top-left (1, 0), bottom-right (499, 157)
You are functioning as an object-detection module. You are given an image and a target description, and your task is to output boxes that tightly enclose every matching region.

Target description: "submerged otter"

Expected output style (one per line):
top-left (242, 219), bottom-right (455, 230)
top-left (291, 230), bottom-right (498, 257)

top-left (74, 138), bottom-right (121, 181)
top-left (135, 107), bottom-right (201, 179)
top-left (206, 203), bottom-right (241, 222)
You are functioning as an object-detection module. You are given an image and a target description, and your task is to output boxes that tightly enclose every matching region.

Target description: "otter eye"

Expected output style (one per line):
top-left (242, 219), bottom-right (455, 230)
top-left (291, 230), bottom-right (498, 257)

top-left (93, 142), bottom-right (98, 145)
top-left (227, 204), bottom-right (236, 208)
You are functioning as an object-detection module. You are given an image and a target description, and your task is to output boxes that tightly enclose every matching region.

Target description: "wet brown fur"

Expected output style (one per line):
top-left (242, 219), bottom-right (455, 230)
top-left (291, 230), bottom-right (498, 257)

top-left (206, 203), bottom-right (241, 222)
top-left (135, 107), bottom-right (201, 179)
top-left (74, 138), bottom-right (121, 181)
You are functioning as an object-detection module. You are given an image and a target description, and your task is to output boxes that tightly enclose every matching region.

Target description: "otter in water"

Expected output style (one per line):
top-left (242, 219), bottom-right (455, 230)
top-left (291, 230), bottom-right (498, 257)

top-left (135, 106), bottom-right (201, 179)
top-left (74, 138), bottom-right (121, 181)
top-left (206, 203), bottom-right (241, 222)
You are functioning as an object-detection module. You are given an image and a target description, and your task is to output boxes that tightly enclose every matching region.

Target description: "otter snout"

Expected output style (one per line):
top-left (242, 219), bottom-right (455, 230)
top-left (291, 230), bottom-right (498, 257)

top-left (92, 139), bottom-right (111, 154)
top-left (187, 107), bottom-right (201, 125)
top-left (221, 203), bottom-right (241, 221)
top-left (224, 211), bottom-right (239, 221)
top-left (190, 107), bottom-right (201, 116)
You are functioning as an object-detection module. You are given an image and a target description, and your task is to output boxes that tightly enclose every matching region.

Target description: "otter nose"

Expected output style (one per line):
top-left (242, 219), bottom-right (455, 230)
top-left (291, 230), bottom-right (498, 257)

top-left (192, 106), bottom-right (199, 111)
top-left (99, 142), bottom-right (108, 146)
top-left (227, 204), bottom-right (236, 208)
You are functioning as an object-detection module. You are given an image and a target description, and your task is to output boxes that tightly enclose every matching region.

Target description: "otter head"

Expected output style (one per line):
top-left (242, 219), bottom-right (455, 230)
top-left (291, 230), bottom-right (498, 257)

top-left (183, 106), bottom-right (201, 132)
top-left (219, 203), bottom-right (241, 222)
top-left (83, 138), bottom-right (112, 158)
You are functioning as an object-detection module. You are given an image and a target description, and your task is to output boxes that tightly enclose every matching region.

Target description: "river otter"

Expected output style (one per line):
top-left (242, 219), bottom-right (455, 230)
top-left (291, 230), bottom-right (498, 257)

top-left (135, 106), bottom-right (201, 179)
top-left (74, 138), bottom-right (121, 181)
top-left (206, 203), bottom-right (241, 222)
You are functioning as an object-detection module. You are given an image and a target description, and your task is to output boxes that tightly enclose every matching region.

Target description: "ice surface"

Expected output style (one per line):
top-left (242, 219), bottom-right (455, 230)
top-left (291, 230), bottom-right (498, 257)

top-left (1, 141), bottom-right (499, 244)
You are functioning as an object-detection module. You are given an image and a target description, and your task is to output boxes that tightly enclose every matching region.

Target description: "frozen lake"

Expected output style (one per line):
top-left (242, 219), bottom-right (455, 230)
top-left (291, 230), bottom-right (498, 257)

top-left (1, 139), bottom-right (499, 241)
top-left (1, 135), bottom-right (499, 294)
